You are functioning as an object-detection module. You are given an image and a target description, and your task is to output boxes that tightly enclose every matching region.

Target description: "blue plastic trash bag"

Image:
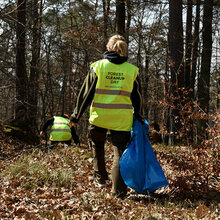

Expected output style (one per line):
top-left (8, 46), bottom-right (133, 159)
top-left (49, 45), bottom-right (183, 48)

top-left (131, 118), bottom-right (149, 136)
top-left (120, 116), bottom-right (169, 194)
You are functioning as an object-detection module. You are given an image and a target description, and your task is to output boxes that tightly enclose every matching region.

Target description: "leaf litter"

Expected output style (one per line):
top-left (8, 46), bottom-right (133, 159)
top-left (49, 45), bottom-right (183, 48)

top-left (0, 130), bottom-right (219, 219)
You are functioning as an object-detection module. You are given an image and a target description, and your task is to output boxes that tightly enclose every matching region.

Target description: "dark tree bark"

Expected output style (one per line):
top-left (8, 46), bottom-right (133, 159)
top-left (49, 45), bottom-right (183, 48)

top-left (15, 0), bottom-right (28, 120)
top-left (182, 0), bottom-right (193, 145)
top-left (29, 0), bottom-right (42, 129)
top-left (116, 0), bottom-right (125, 35)
top-left (12, 0), bottom-right (39, 143)
top-left (169, 0), bottom-right (184, 88)
top-left (102, 0), bottom-right (109, 51)
top-left (185, 0), bottom-right (201, 144)
top-left (217, 78), bottom-right (220, 109)
top-left (168, 0), bottom-right (184, 145)
top-left (125, 0), bottom-right (131, 45)
top-left (197, 0), bottom-right (214, 140)
top-left (191, 0), bottom-right (201, 98)
top-left (140, 50), bottom-right (150, 119)
top-left (163, 46), bottom-right (169, 144)
top-left (184, 0), bottom-right (192, 89)
top-left (66, 0), bottom-right (74, 115)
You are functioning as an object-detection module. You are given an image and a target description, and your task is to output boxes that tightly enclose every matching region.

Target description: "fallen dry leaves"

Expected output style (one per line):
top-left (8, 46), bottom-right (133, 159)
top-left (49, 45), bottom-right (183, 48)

top-left (0, 128), bottom-right (219, 219)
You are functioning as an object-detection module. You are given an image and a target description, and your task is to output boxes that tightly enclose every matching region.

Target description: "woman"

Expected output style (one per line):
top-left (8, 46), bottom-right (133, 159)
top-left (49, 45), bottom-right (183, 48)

top-left (70, 34), bottom-right (143, 198)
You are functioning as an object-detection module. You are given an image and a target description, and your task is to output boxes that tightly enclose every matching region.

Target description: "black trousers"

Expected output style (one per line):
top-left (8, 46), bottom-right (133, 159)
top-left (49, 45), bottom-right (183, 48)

top-left (88, 124), bottom-right (131, 195)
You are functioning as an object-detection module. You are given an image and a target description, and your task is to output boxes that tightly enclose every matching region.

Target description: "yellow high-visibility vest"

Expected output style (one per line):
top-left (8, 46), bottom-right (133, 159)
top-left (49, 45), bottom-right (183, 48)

top-left (50, 116), bottom-right (72, 141)
top-left (89, 59), bottom-right (139, 131)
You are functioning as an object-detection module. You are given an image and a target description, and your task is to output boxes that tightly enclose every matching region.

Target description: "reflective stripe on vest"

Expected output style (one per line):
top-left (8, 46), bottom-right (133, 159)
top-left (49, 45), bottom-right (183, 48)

top-left (89, 59), bottom-right (139, 131)
top-left (51, 129), bottom-right (71, 132)
top-left (92, 102), bottom-right (132, 109)
top-left (95, 89), bottom-right (131, 97)
top-left (50, 116), bottom-right (72, 141)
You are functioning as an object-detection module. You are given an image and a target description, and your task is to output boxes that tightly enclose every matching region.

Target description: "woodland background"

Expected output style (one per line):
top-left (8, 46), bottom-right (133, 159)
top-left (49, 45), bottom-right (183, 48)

top-left (0, 0), bottom-right (219, 145)
top-left (0, 0), bottom-right (219, 219)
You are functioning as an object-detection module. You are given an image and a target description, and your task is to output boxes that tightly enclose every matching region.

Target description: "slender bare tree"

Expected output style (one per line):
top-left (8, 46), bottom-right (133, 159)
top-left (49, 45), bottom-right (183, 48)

top-left (15, 0), bottom-right (28, 121)
top-left (29, 0), bottom-right (42, 130)
top-left (116, 0), bottom-right (125, 35)
top-left (197, 0), bottom-right (214, 141)
top-left (168, 0), bottom-right (184, 144)
top-left (191, 0), bottom-right (201, 98)
top-left (184, 0), bottom-right (192, 89)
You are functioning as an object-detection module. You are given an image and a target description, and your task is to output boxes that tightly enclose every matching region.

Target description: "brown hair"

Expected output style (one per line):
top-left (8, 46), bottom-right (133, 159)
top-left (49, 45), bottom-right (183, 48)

top-left (106, 34), bottom-right (127, 57)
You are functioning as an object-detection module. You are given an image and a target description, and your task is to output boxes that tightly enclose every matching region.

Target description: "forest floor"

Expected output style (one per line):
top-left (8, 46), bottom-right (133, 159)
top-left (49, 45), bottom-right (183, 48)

top-left (0, 128), bottom-right (219, 219)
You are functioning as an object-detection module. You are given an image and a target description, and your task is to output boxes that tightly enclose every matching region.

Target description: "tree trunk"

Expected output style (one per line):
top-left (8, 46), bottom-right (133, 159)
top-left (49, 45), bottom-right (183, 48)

top-left (191, 0), bottom-right (200, 98)
top-left (15, 0), bottom-right (28, 120)
top-left (197, 0), bottom-right (214, 141)
top-left (125, 0), bottom-right (131, 45)
top-left (168, 0), bottom-right (184, 145)
top-left (169, 0), bottom-right (184, 88)
top-left (183, 0), bottom-right (193, 145)
top-left (67, 0), bottom-right (74, 115)
top-left (184, 0), bottom-right (192, 89)
top-left (163, 46), bottom-right (169, 144)
top-left (142, 52), bottom-right (149, 119)
top-left (217, 77), bottom-right (220, 109)
top-left (12, 0), bottom-right (39, 143)
top-left (116, 0), bottom-right (125, 35)
top-left (102, 0), bottom-right (108, 51)
top-left (29, 0), bottom-right (42, 130)
top-left (189, 0), bottom-right (201, 143)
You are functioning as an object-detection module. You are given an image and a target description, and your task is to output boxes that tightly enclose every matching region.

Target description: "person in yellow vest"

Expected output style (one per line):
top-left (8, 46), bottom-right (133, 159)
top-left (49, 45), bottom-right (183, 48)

top-left (40, 114), bottom-right (80, 148)
top-left (70, 34), bottom-right (143, 199)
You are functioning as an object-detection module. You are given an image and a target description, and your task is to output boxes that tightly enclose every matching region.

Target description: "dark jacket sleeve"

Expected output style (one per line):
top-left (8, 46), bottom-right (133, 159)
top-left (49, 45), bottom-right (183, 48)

top-left (70, 69), bottom-right (97, 123)
top-left (42, 117), bottom-right (54, 132)
top-left (131, 75), bottom-right (144, 122)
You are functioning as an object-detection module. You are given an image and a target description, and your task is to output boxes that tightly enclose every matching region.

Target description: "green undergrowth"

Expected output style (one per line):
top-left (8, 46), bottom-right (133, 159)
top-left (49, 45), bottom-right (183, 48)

top-left (0, 148), bottom-right (82, 190)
